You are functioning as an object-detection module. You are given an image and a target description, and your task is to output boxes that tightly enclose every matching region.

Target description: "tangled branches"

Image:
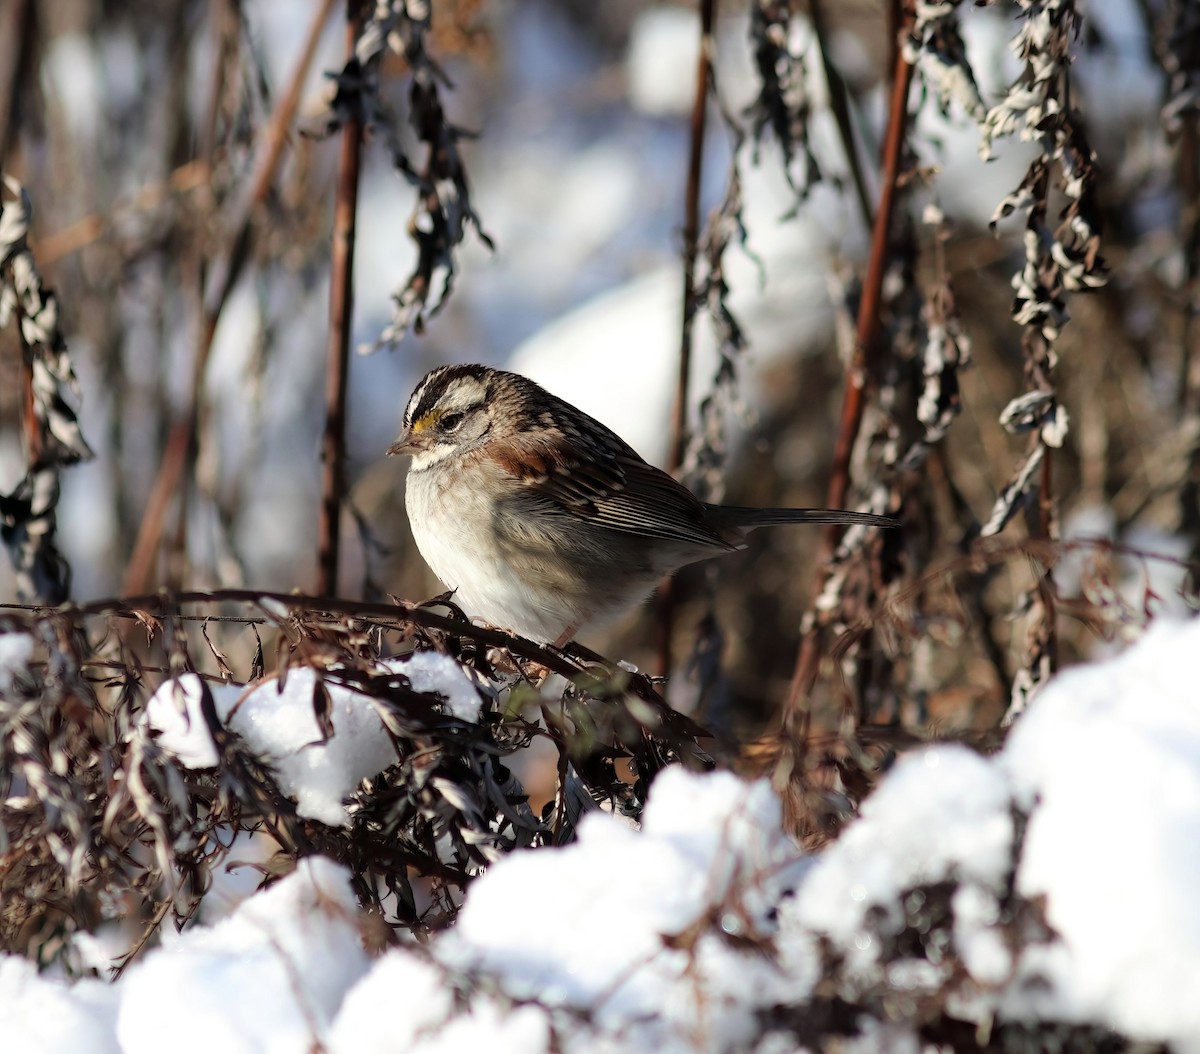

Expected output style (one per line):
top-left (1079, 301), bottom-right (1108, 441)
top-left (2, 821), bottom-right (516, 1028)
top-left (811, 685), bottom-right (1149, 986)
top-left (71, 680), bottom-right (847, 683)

top-left (0, 592), bottom-right (712, 965)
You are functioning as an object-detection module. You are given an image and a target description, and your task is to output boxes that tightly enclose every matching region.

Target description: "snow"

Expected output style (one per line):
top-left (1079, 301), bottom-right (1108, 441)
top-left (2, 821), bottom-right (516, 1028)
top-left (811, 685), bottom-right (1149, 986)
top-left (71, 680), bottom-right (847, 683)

top-left (0, 955), bottom-right (119, 1054)
top-left (625, 7), bottom-right (700, 118)
top-left (330, 957), bottom-right (552, 1054)
top-left (381, 650), bottom-right (483, 723)
top-left (792, 744), bottom-right (1015, 980)
top-left (0, 626), bottom-right (33, 695)
top-left (116, 857), bottom-right (369, 1054)
top-left (143, 675), bottom-right (244, 769)
top-left (511, 203), bottom-right (842, 464)
top-left (1002, 618), bottom-right (1200, 1044)
top-left (440, 767), bottom-right (807, 1035)
top-left (13, 617), bottom-right (1200, 1050)
top-left (231, 668), bottom-right (398, 826)
top-left (1055, 507), bottom-right (1192, 653)
top-left (144, 650), bottom-right (481, 825)
top-left (327, 952), bottom-right (456, 1052)
top-left (144, 668), bottom-right (392, 825)
top-left (40, 34), bottom-right (102, 146)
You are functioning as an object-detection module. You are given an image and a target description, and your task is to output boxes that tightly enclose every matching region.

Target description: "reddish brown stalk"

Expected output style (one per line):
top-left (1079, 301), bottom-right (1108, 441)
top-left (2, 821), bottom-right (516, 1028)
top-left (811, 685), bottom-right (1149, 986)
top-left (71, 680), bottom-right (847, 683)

top-left (667, 0), bottom-right (716, 477)
top-left (657, 0), bottom-right (718, 678)
top-left (1035, 434), bottom-right (1058, 672)
top-left (317, 11), bottom-right (364, 596)
top-left (19, 340), bottom-right (39, 464)
top-left (122, 0), bottom-right (339, 595)
top-left (783, 2), bottom-right (914, 720)
top-left (1176, 111), bottom-right (1199, 415)
top-left (198, 0), bottom-right (236, 170)
top-left (0, 0), bottom-right (30, 167)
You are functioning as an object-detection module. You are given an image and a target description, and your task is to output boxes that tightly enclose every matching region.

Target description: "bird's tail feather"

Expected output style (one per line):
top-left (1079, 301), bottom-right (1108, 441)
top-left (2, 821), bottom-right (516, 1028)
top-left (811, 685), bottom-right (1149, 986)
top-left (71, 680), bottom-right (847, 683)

top-left (706, 505), bottom-right (900, 530)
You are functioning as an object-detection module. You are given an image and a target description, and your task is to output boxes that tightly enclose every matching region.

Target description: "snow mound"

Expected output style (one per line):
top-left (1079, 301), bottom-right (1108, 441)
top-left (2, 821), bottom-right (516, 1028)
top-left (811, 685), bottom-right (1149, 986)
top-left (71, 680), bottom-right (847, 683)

top-left (8, 618), bottom-right (1200, 1052)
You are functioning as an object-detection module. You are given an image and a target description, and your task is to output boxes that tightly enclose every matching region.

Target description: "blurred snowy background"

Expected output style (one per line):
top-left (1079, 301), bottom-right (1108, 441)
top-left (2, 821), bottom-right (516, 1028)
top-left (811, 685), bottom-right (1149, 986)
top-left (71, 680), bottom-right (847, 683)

top-left (2, 0), bottom-right (1194, 729)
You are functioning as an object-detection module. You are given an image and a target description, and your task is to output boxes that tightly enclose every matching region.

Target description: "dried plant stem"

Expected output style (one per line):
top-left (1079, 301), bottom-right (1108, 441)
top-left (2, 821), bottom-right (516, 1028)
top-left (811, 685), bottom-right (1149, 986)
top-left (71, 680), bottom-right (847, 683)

top-left (31, 161), bottom-right (211, 265)
top-left (1177, 111), bottom-right (1199, 415)
top-left (123, 0), bottom-right (338, 595)
top-left (668, 0), bottom-right (717, 477)
top-left (824, 35), bottom-right (911, 516)
top-left (3, 588), bottom-right (694, 734)
top-left (111, 899), bottom-right (173, 979)
top-left (808, 0), bottom-right (873, 231)
top-left (317, 11), bottom-right (364, 597)
top-left (783, 2), bottom-right (914, 720)
top-left (1035, 435), bottom-right (1057, 670)
top-left (0, 0), bottom-right (30, 165)
top-left (659, 0), bottom-right (718, 678)
top-left (19, 341), bottom-right (39, 461)
top-left (198, 0), bottom-right (237, 166)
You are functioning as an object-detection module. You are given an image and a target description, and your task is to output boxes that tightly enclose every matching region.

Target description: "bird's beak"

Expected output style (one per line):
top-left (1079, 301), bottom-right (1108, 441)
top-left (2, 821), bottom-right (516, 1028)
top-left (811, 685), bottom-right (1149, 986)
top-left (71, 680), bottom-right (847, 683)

top-left (386, 430), bottom-right (415, 457)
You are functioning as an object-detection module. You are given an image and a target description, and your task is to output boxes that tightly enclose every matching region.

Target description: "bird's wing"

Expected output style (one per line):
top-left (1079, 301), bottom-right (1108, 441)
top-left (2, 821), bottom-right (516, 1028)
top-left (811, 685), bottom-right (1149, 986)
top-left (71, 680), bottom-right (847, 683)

top-left (486, 425), bottom-right (733, 551)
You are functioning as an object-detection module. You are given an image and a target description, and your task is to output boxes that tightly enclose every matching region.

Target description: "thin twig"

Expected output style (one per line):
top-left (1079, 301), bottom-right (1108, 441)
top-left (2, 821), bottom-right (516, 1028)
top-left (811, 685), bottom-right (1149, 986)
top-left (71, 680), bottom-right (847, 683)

top-left (111, 899), bottom-right (173, 979)
top-left (198, 0), bottom-right (235, 174)
top-left (1176, 110), bottom-right (1199, 415)
top-left (1035, 432), bottom-right (1058, 676)
top-left (2, 587), bottom-right (705, 739)
top-left (0, 0), bottom-right (30, 167)
top-left (31, 161), bottom-right (211, 265)
top-left (318, 7), bottom-right (364, 596)
top-left (658, 0), bottom-right (719, 678)
top-left (19, 333), bottom-right (39, 462)
top-left (808, 0), bottom-right (874, 231)
top-left (784, 0), bottom-right (915, 718)
top-left (123, 0), bottom-right (339, 595)
top-left (668, 0), bottom-right (717, 477)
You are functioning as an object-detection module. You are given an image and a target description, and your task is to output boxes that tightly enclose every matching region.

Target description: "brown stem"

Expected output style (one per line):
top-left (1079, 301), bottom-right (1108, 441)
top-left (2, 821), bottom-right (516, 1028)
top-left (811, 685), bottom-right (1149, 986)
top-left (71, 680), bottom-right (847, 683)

top-left (19, 338), bottom-right (39, 465)
top-left (783, 0), bottom-right (914, 719)
top-left (199, 0), bottom-right (235, 167)
top-left (668, 0), bottom-right (716, 476)
top-left (317, 10), bottom-right (364, 596)
top-left (1176, 111), bottom-right (1199, 415)
top-left (658, 0), bottom-right (718, 679)
top-left (1034, 436), bottom-right (1057, 674)
top-left (122, 0), bottom-right (339, 595)
top-left (808, 0), bottom-right (874, 232)
top-left (8, 588), bottom-right (687, 721)
top-left (0, 0), bottom-right (31, 168)
top-left (824, 40), bottom-right (911, 514)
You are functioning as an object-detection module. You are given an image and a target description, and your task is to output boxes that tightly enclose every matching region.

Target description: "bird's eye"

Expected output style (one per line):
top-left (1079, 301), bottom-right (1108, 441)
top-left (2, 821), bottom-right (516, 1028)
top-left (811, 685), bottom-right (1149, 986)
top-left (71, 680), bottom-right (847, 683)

top-left (439, 411), bottom-right (465, 433)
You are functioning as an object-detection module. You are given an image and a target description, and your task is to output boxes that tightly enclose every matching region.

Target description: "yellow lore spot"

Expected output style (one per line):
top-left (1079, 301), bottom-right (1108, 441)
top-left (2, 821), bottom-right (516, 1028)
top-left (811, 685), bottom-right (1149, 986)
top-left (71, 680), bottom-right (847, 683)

top-left (410, 411), bottom-right (443, 434)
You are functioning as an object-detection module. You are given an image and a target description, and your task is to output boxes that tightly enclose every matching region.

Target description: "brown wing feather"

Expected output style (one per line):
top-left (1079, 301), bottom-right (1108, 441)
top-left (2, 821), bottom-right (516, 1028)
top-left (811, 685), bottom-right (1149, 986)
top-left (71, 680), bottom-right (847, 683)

top-left (486, 401), bottom-right (733, 552)
top-left (583, 456), bottom-right (734, 549)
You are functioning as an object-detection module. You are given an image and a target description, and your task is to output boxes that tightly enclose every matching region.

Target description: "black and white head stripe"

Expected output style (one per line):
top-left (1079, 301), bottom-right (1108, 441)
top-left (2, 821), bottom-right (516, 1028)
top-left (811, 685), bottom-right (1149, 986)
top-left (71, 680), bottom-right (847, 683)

top-left (404, 364), bottom-right (493, 429)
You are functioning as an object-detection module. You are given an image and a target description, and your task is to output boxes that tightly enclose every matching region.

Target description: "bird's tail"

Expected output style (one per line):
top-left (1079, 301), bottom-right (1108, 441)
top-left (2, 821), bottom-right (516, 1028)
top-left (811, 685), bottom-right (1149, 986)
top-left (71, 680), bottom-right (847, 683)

top-left (705, 505), bottom-right (900, 530)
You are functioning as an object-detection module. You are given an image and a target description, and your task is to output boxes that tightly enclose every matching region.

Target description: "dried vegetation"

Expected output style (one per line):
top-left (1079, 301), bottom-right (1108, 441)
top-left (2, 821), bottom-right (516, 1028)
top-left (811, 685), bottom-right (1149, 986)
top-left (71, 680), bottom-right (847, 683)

top-left (0, 1), bottom-right (1197, 1025)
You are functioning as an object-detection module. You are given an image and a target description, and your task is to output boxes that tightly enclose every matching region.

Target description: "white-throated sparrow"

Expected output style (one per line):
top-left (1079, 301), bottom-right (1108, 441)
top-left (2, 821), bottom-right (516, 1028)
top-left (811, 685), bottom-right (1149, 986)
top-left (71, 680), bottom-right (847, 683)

top-left (388, 364), bottom-right (898, 645)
